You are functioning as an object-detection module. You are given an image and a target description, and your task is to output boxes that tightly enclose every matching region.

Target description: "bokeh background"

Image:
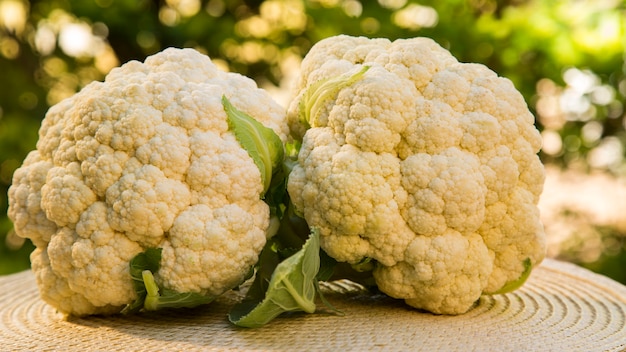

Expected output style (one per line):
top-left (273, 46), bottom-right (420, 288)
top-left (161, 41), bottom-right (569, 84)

top-left (1, 0), bottom-right (625, 284)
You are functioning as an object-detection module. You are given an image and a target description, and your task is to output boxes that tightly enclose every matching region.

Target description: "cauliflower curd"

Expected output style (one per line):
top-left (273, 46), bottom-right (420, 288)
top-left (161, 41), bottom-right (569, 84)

top-left (287, 35), bottom-right (546, 314)
top-left (8, 48), bottom-right (288, 316)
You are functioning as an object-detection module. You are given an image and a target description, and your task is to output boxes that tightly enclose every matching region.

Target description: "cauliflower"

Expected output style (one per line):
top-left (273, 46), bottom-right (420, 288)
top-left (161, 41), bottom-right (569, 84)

top-left (286, 35), bottom-right (546, 314)
top-left (7, 47), bottom-right (288, 316)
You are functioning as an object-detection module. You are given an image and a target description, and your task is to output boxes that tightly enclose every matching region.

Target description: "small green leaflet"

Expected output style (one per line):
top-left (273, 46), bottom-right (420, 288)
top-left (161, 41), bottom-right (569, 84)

top-left (141, 270), bottom-right (215, 310)
top-left (228, 229), bottom-right (322, 328)
top-left (488, 258), bottom-right (533, 295)
top-left (121, 248), bottom-right (162, 314)
top-left (121, 248), bottom-right (215, 314)
top-left (222, 95), bottom-right (284, 196)
top-left (263, 140), bottom-right (301, 219)
top-left (298, 65), bottom-right (370, 130)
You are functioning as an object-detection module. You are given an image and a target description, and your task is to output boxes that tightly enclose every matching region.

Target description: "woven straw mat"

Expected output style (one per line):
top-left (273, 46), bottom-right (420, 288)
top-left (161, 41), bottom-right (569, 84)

top-left (1, 258), bottom-right (625, 351)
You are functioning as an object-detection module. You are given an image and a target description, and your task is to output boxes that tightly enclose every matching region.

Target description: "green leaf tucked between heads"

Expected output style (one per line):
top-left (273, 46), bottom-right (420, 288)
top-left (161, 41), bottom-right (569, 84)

top-left (222, 95), bottom-right (284, 196)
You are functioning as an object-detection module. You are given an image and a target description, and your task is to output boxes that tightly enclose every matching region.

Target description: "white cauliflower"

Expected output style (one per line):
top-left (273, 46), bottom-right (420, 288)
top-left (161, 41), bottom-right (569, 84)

top-left (8, 48), bottom-right (288, 316)
top-left (286, 35), bottom-right (546, 314)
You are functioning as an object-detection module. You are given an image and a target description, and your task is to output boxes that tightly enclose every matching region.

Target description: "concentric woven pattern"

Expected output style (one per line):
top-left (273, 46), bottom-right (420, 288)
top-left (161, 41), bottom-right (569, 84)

top-left (1, 259), bottom-right (625, 351)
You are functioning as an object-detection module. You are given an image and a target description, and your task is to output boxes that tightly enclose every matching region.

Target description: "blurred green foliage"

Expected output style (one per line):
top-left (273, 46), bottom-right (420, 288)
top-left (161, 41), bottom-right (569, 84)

top-left (0, 0), bottom-right (625, 281)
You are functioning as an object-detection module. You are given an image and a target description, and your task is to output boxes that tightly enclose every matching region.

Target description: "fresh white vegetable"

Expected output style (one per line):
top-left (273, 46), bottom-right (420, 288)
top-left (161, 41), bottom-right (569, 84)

top-left (7, 48), bottom-right (287, 316)
top-left (286, 35), bottom-right (546, 314)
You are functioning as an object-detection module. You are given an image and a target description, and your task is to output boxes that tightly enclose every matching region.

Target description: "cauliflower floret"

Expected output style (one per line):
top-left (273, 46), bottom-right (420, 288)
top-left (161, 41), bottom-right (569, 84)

top-left (7, 152), bottom-right (56, 248)
top-left (375, 230), bottom-right (492, 314)
top-left (30, 247), bottom-right (120, 316)
top-left (159, 204), bottom-right (266, 296)
top-left (7, 48), bottom-right (288, 316)
top-left (287, 35), bottom-right (546, 314)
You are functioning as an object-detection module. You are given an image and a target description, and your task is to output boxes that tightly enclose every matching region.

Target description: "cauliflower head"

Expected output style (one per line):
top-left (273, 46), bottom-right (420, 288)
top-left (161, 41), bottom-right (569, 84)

top-left (286, 35), bottom-right (546, 314)
top-left (8, 48), bottom-right (288, 316)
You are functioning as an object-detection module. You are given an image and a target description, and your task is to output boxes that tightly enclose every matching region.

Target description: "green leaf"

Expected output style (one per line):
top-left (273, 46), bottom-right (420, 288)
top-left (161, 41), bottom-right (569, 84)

top-left (121, 248), bottom-right (162, 314)
top-left (142, 270), bottom-right (215, 311)
top-left (351, 257), bottom-right (375, 273)
top-left (228, 229), bottom-right (322, 328)
top-left (298, 65), bottom-right (370, 130)
top-left (488, 258), bottom-right (533, 295)
top-left (321, 252), bottom-right (377, 289)
top-left (121, 248), bottom-right (215, 314)
top-left (263, 140), bottom-right (301, 220)
top-left (222, 95), bottom-right (284, 196)
top-left (317, 248), bottom-right (338, 282)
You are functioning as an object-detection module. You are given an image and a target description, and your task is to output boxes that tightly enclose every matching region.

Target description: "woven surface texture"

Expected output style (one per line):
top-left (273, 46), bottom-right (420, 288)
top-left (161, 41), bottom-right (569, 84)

top-left (1, 259), bottom-right (625, 351)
